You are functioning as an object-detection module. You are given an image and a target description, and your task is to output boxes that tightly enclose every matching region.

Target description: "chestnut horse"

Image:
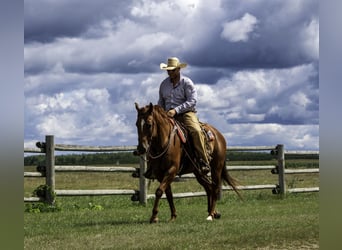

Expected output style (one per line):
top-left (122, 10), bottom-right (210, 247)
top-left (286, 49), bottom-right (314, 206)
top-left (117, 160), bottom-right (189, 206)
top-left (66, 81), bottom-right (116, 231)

top-left (134, 103), bottom-right (241, 223)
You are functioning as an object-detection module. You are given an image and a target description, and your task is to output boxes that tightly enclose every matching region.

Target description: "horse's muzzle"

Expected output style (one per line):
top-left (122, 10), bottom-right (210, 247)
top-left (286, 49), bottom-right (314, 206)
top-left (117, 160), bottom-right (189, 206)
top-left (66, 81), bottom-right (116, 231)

top-left (133, 146), bottom-right (146, 156)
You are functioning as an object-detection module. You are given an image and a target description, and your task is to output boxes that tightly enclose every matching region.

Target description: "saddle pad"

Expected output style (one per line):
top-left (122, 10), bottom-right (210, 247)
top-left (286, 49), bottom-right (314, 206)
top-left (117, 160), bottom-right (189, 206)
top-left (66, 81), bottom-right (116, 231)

top-left (175, 123), bottom-right (187, 143)
top-left (169, 118), bottom-right (187, 143)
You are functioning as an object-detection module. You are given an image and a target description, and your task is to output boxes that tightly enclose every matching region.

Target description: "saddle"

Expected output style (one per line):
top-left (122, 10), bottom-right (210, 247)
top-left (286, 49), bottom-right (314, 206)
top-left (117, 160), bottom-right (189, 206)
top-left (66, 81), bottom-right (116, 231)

top-left (170, 118), bottom-right (215, 158)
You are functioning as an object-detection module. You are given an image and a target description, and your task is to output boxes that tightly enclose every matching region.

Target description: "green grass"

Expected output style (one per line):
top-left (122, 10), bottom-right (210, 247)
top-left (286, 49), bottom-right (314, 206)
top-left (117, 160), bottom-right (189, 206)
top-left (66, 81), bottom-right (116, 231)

top-left (24, 161), bottom-right (319, 249)
top-left (24, 193), bottom-right (318, 249)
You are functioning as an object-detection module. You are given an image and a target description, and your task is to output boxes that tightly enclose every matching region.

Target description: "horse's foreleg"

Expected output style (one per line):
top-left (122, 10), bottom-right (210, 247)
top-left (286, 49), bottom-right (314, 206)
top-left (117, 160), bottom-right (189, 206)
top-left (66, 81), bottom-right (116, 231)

top-left (165, 185), bottom-right (177, 222)
top-left (150, 187), bottom-right (163, 223)
top-left (150, 167), bottom-right (177, 223)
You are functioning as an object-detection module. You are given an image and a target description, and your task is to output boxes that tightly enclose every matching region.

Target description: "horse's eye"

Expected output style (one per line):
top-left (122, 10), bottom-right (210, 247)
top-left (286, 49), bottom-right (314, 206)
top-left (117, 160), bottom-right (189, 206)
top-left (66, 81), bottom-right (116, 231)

top-left (145, 123), bottom-right (152, 129)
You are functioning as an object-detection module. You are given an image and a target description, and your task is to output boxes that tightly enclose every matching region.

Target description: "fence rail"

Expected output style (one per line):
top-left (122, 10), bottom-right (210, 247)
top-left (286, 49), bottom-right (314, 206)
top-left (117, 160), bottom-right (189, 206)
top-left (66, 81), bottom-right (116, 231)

top-left (24, 135), bottom-right (319, 204)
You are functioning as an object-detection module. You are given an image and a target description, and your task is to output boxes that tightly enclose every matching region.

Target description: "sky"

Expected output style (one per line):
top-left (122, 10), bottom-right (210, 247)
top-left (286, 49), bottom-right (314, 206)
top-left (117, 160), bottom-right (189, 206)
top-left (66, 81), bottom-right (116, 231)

top-left (24, 0), bottom-right (319, 151)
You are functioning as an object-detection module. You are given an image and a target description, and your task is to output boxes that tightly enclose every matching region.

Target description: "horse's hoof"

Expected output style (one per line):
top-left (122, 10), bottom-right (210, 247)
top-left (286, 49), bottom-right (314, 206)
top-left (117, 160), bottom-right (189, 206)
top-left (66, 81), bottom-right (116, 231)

top-left (150, 217), bottom-right (159, 223)
top-left (206, 215), bottom-right (213, 221)
top-left (168, 215), bottom-right (177, 222)
top-left (214, 212), bottom-right (221, 219)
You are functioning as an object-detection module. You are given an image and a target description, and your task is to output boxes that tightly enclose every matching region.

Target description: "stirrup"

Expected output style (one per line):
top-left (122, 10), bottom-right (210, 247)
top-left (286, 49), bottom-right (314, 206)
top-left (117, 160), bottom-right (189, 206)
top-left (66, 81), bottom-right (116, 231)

top-left (200, 165), bottom-right (210, 175)
top-left (199, 159), bottom-right (210, 175)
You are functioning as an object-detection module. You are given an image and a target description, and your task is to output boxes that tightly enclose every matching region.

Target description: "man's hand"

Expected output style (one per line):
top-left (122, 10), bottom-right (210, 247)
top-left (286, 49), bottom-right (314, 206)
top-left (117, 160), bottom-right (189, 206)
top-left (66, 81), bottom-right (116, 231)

top-left (167, 109), bottom-right (176, 117)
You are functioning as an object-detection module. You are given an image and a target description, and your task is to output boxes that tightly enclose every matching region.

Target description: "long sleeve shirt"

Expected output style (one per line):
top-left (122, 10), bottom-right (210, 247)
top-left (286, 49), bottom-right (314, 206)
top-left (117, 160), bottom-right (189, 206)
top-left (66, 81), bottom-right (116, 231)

top-left (158, 75), bottom-right (197, 114)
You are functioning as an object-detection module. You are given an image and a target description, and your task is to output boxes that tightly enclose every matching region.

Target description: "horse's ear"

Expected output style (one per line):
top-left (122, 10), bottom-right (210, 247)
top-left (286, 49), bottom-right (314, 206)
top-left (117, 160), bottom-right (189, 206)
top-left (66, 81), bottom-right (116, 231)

top-left (148, 102), bottom-right (153, 113)
top-left (135, 102), bottom-right (139, 111)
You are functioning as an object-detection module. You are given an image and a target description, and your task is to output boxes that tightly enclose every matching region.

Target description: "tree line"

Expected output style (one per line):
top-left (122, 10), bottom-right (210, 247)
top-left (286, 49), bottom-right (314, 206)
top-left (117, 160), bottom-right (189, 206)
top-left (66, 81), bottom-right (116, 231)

top-left (24, 151), bottom-right (318, 166)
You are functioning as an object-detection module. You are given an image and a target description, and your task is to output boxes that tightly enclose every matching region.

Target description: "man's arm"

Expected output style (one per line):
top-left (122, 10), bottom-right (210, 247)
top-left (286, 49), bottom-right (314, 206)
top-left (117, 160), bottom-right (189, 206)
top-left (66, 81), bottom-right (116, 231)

top-left (174, 78), bottom-right (197, 114)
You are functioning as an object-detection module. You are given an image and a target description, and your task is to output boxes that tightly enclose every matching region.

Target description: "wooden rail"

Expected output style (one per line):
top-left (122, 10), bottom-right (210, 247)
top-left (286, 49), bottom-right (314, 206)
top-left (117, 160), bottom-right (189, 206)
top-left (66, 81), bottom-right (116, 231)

top-left (24, 135), bottom-right (319, 204)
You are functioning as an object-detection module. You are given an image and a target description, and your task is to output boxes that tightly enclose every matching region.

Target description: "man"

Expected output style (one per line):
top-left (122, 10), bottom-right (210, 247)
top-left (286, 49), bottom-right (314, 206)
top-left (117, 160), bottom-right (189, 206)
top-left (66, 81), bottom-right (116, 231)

top-left (158, 57), bottom-right (210, 175)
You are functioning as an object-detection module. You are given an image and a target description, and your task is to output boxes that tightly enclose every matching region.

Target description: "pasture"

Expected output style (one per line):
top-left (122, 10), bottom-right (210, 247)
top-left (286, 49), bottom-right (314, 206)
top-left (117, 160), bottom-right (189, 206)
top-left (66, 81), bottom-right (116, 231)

top-left (24, 160), bottom-right (319, 249)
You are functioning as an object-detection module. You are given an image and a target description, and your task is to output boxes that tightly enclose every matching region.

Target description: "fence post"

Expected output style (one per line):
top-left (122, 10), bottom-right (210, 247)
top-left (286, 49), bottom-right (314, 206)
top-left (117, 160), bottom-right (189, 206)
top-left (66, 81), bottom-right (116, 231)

top-left (139, 154), bottom-right (147, 205)
top-left (45, 135), bottom-right (55, 204)
top-left (277, 144), bottom-right (286, 196)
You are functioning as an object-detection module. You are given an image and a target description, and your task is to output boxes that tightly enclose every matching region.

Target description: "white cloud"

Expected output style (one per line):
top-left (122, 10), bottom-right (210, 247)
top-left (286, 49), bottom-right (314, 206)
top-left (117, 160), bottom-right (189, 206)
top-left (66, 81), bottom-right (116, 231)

top-left (301, 18), bottom-right (319, 60)
top-left (221, 13), bottom-right (258, 42)
top-left (26, 87), bottom-right (134, 144)
top-left (290, 91), bottom-right (310, 108)
top-left (131, 0), bottom-right (200, 18)
top-left (197, 84), bottom-right (224, 108)
top-left (222, 123), bottom-right (318, 150)
top-left (196, 63), bottom-right (318, 125)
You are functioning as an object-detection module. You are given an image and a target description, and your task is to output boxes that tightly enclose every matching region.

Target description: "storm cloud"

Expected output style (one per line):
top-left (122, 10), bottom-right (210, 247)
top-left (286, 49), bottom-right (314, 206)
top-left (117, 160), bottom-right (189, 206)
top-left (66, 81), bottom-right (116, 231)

top-left (24, 0), bottom-right (319, 150)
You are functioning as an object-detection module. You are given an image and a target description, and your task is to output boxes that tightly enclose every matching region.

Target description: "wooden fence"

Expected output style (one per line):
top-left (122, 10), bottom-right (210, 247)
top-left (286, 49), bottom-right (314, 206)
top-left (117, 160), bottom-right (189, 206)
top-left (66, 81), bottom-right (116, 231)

top-left (24, 135), bottom-right (319, 205)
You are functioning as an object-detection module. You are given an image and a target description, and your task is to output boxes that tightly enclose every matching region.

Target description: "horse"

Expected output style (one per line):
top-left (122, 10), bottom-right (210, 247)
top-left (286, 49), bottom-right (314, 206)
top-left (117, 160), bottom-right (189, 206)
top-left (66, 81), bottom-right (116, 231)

top-left (134, 102), bottom-right (241, 223)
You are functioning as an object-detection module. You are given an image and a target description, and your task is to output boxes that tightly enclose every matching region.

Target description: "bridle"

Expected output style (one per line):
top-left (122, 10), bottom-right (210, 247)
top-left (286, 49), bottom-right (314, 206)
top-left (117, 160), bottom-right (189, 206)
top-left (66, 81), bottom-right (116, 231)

top-left (138, 113), bottom-right (177, 161)
top-left (140, 110), bottom-right (177, 161)
top-left (147, 123), bottom-right (177, 160)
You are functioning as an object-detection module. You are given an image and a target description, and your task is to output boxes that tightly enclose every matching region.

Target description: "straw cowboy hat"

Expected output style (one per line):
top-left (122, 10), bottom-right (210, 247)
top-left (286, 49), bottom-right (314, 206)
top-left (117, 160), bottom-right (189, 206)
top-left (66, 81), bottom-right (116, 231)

top-left (160, 57), bottom-right (187, 70)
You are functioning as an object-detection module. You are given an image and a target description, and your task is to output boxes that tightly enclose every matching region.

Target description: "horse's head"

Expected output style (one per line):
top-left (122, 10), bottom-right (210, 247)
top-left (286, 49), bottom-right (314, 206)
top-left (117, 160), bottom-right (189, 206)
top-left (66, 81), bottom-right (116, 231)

top-left (134, 102), bottom-right (155, 156)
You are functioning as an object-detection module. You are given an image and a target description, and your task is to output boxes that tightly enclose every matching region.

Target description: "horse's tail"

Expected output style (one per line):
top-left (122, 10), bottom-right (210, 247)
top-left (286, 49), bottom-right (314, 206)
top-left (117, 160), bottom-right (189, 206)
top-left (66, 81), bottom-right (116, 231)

top-left (222, 161), bottom-right (243, 200)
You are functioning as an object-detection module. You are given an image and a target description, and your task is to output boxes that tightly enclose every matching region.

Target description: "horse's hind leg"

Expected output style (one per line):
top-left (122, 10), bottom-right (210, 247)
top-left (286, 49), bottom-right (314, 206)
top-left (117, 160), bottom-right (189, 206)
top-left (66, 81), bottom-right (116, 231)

top-left (208, 182), bottom-right (221, 220)
top-left (165, 185), bottom-right (177, 222)
top-left (206, 162), bottom-right (225, 220)
top-left (195, 168), bottom-right (223, 221)
top-left (194, 173), bottom-right (214, 219)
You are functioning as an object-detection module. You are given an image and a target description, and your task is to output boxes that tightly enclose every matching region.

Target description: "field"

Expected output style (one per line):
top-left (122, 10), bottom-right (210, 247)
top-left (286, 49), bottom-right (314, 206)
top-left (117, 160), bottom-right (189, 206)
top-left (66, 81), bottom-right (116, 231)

top-left (24, 159), bottom-right (319, 249)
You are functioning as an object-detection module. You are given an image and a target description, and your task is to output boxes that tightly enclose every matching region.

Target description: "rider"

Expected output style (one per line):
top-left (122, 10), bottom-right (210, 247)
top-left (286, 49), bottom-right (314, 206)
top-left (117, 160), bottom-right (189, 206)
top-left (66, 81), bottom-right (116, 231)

top-left (153, 57), bottom-right (210, 176)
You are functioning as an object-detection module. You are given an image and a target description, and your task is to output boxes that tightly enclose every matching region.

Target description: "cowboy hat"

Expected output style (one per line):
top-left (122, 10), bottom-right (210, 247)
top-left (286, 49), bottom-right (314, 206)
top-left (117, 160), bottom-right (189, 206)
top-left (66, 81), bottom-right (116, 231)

top-left (160, 57), bottom-right (187, 70)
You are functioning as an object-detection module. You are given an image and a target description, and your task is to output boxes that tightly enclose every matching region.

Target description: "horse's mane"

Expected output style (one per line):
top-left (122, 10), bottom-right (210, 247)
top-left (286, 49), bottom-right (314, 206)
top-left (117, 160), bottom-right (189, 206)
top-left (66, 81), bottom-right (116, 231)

top-left (153, 105), bottom-right (169, 120)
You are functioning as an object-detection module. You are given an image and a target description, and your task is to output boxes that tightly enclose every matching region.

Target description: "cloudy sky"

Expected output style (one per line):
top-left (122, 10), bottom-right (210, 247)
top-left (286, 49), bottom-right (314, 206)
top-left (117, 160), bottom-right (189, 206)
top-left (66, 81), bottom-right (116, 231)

top-left (24, 0), bottom-right (319, 151)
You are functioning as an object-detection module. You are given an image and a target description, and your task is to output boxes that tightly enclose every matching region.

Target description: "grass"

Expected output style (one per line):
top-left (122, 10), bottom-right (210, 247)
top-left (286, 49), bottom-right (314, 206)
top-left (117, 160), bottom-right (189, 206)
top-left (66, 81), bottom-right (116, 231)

top-left (24, 193), bottom-right (318, 249)
top-left (24, 161), bottom-right (319, 249)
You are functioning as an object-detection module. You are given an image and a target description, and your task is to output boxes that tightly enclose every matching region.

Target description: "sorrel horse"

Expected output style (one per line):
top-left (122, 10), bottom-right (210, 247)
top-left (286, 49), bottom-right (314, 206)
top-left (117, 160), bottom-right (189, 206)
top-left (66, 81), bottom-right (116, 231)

top-left (134, 103), bottom-right (241, 223)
